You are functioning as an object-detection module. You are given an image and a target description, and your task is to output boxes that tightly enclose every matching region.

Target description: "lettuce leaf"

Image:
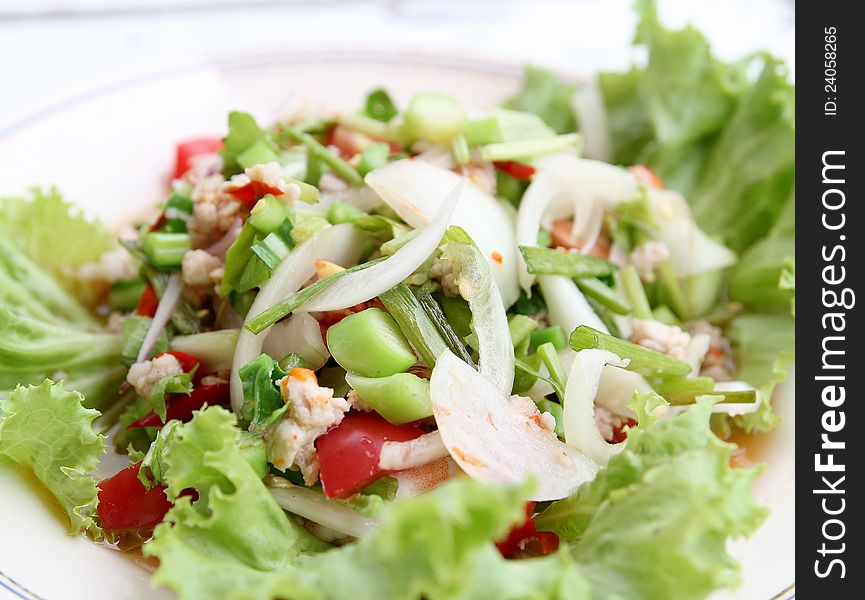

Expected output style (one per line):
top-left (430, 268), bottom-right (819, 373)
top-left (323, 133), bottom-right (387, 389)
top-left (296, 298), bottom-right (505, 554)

top-left (0, 380), bottom-right (105, 538)
top-left (536, 394), bottom-right (766, 598)
top-left (144, 407), bottom-right (592, 600)
top-left (146, 371), bottom-right (194, 422)
top-left (599, 0), bottom-right (794, 254)
top-left (0, 187), bottom-right (114, 297)
top-left (238, 354), bottom-right (288, 428)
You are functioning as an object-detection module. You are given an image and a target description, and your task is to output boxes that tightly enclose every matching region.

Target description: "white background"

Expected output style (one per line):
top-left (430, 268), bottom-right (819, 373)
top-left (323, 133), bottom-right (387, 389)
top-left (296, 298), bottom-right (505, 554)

top-left (0, 0), bottom-right (794, 125)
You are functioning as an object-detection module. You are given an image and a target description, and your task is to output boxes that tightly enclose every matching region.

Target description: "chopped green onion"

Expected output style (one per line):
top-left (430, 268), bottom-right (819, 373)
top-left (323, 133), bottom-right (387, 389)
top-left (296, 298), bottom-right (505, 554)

top-left (514, 357), bottom-right (563, 400)
top-left (244, 258), bottom-right (385, 334)
top-left (586, 296), bottom-right (622, 338)
top-left (108, 279), bottom-right (146, 311)
top-left (364, 88), bottom-right (398, 123)
top-left (569, 326), bottom-right (691, 378)
top-left (451, 133), bottom-right (471, 165)
top-left (656, 260), bottom-right (689, 320)
top-left (165, 192), bottom-right (193, 214)
top-left (618, 265), bottom-right (653, 320)
top-left (417, 292), bottom-right (475, 366)
top-left (327, 201), bottom-right (367, 225)
top-left (665, 389), bottom-right (758, 406)
top-left (530, 326), bottom-right (567, 351)
top-left (284, 127), bottom-right (363, 187)
top-left (338, 112), bottom-right (389, 139)
top-left (250, 233), bottom-right (291, 270)
top-left (304, 151), bottom-right (323, 186)
top-left (508, 314), bottom-right (538, 349)
top-left (651, 304), bottom-right (680, 326)
top-left (536, 342), bottom-right (567, 401)
top-left (358, 142), bottom-right (390, 176)
top-left (575, 278), bottom-right (631, 315)
top-left (436, 294), bottom-right (473, 339)
top-left (519, 245), bottom-right (614, 279)
top-left (535, 398), bottom-right (565, 438)
top-left (143, 232), bottom-right (191, 269)
top-left (480, 133), bottom-right (581, 162)
top-left (248, 195), bottom-right (290, 234)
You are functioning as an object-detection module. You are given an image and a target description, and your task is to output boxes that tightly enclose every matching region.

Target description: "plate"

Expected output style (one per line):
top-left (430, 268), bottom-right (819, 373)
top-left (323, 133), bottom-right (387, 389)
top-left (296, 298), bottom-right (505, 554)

top-left (0, 49), bottom-right (794, 600)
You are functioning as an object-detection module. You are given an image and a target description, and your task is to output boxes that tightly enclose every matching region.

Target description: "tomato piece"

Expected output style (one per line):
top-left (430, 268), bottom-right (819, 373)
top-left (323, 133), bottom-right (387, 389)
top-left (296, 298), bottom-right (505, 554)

top-left (156, 351), bottom-right (199, 373)
top-left (225, 180), bottom-right (285, 208)
top-left (316, 411), bottom-right (423, 499)
top-left (148, 212), bottom-right (168, 233)
top-left (126, 382), bottom-right (230, 429)
top-left (97, 463), bottom-right (172, 531)
top-left (495, 502), bottom-right (536, 557)
top-left (524, 531), bottom-right (560, 555)
top-left (135, 285), bottom-right (159, 317)
top-left (628, 164), bottom-right (664, 189)
top-left (174, 137), bottom-right (224, 180)
top-left (608, 417), bottom-right (638, 445)
top-left (493, 160), bottom-right (536, 180)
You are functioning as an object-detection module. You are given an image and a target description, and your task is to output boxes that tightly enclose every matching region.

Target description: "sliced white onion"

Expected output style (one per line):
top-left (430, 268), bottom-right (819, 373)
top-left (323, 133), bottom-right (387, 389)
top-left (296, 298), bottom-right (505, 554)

top-left (539, 275), bottom-right (608, 335)
top-left (318, 185), bottom-right (383, 212)
top-left (136, 273), bottom-right (182, 364)
top-left (517, 154), bottom-right (639, 291)
top-left (301, 182), bottom-right (462, 313)
top-left (230, 224), bottom-right (366, 412)
top-left (430, 350), bottom-right (599, 501)
top-left (441, 242), bottom-right (514, 395)
top-left (268, 481), bottom-right (378, 539)
top-left (393, 457), bottom-right (459, 499)
top-left (365, 159), bottom-right (519, 307)
top-left (649, 189), bottom-right (736, 276)
top-left (595, 365), bottom-right (653, 418)
top-left (263, 312), bottom-right (330, 370)
top-left (563, 349), bottom-right (632, 465)
top-left (378, 431), bottom-right (449, 471)
top-left (170, 329), bottom-right (239, 374)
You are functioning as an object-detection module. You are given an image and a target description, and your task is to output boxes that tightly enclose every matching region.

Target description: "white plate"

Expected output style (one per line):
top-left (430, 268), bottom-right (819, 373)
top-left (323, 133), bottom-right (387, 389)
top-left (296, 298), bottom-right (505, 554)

top-left (0, 50), bottom-right (794, 600)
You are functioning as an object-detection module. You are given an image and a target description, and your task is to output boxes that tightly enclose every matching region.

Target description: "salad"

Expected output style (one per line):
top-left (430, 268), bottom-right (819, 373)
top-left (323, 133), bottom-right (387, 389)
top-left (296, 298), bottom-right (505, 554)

top-left (0, 4), bottom-right (794, 599)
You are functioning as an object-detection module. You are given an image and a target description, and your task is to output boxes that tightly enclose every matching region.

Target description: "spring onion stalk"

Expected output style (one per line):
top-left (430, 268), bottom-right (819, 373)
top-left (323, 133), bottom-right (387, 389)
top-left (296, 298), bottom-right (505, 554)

top-left (480, 133), bottom-right (581, 161)
top-left (585, 296), bottom-right (621, 339)
top-left (378, 284), bottom-right (447, 367)
top-left (575, 278), bottom-right (632, 315)
top-left (665, 389), bottom-right (758, 406)
top-left (418, 291), bottom-right (474, 365)
top-left (142, 232), bottom-right (191, 269)
top-left (267, 477), bottom-right (379, 539)
top-left (654, 376), bottom-right (715, 397)
top-left (283, 127), bottom-right (363, 186)
top-left (244, 258), bottom-right (385, 334)
top-left (656, 260), bottom-right (689, 320)
top-left (508, 314), bottom-right (538, 349)
top-left (569, 326), bottom-right (691, 378)
top-left (536, 342), bottom-right (567, 401)
top-left (451, 133), bottom-right (470, 166)
top-left (337, 112), bottom-right (390, 139)
top-left (618, 265), bottom-right (653, 320)
top-left (651, 304), bottom-right (680, 326)
top-left (519, 245), bottom-right (615, 279)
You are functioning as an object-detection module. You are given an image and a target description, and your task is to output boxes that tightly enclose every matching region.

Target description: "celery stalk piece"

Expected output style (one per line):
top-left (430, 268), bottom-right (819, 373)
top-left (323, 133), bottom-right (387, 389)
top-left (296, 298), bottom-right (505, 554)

top-left (480, 133), bottom-right (581, 161)
top-left (143, 232), bottom-right (191, 270)
top-left (401, 92), bottom-right (468, 144)
top-left (519, 245), bottom-right (615, 279)
top-left (575, 278), bottom-right (632, 315)
top-left (345, 372), bottom-right (433, 424)
top-left (508, 314), bottom-right (538, 349)
top-left (654, 376), bottom-right (715, 397)
top-left (378, 284), bottom-right (449, 368)
top-left (665, 389), bottom-right (758, 406)
top-left (249, 196), bottom-right (290, 234)
top-left (283, 127), bottom-right (363, 186)
top-left (326, 308), bottom-right (417, 377)
top-left (244, 258), bottom-right (385, 334)
top-left (618, 265), bottom-right (653, 320)
top-left (569, 326), bottom-right (691, 378)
